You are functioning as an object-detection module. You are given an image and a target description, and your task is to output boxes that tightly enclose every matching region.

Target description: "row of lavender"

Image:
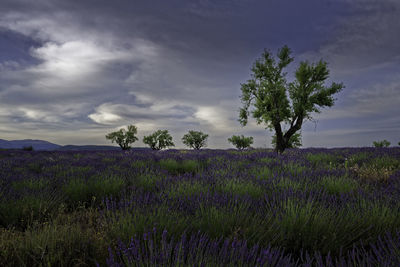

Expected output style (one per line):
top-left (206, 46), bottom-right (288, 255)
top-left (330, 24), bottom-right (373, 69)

top-left (0, 147), bottom-right (400, 266)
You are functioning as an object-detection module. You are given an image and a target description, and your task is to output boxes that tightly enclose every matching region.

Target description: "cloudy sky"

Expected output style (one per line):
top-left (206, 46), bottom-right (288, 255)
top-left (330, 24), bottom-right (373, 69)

top-left (0, 0), bottom-right (399, 148)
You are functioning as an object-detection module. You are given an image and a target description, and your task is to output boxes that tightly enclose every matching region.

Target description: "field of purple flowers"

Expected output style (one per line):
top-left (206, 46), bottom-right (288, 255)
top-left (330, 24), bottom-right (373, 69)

top-left (0, 147), bottom-right (400, 266)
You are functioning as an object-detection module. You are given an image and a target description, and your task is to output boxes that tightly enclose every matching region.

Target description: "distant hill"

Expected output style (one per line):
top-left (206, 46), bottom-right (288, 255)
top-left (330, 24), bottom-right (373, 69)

top-left (0, 139), bottom-right (150, 151)
top-left (59, 145), bottom-right (120, 151)
top-left (0, 139), bottom-right (61, 150)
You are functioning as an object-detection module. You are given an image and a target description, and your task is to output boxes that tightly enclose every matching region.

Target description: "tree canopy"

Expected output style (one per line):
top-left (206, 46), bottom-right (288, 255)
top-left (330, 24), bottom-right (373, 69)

top-left (239, 45), bottom-right (344, 153)
top-left (182, 130), bottom-right (209, 150)
top-left (105, 125), bottom-right (138, 150)
top-left (143, 130), bottom-right (175, 150)
top-left (228, 135), bottom-right (253, 150)
top-left (373, 140), bottom-right (391, 148)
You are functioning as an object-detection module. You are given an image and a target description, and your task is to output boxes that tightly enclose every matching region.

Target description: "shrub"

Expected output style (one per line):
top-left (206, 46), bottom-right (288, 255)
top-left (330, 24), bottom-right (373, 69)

top-left (373, 140), bottom-right (391, 148)
top-left (22, 146), bottom-right (33, 151)
top-left (182, 130), bottom-right (208, 150)
top-left (143, 130), bottom-right (175, 150)
top-left (105, 125), bottom-right (138, 150)
top-left (228, 135), bottom-right (253, 150)
top-left (350, 164), bottom-right (396, 183)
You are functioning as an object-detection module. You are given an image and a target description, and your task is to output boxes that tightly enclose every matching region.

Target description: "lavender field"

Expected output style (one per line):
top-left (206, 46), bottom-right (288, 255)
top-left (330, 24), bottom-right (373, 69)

top-left (1, 147), bottom-right (400, 266)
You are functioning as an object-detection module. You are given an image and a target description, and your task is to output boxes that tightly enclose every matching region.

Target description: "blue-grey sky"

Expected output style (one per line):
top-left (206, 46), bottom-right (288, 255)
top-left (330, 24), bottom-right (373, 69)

top-left (0, 0), bottom-right (399, 148)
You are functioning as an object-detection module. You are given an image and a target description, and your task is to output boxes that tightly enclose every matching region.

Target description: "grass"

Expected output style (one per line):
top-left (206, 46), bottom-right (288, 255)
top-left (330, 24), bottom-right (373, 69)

top-left (0, 208), bottom-right (106, 266)
top-left (165, 180), bottom-right (210, 198)
top-left (274, 177), bottom-right (303, 191)
top-left (63, 175), bottom-right (124, 207)
top-left (0, 147), bottom-right (400, 266)
top-left (319, 175), bottom-right (359, 195)
top-left (307, 152), bottom-right (342, 169)
top-left (159, 159), bottom-right (199, 175)
top-left (253, 166), bottom-right (274, 180)
top-left (219, 179), bottom-right (264, 198)
top-left (11, 178), bottom-right (49, 191)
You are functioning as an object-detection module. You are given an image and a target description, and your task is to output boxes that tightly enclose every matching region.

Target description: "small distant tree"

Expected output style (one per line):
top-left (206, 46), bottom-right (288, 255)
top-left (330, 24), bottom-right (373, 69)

top-left (239, 45), bottom-right (344, 153)
top-left (373, 140), bottom-right (390, 148)
top-left (105, 125), bottom-right (138, 150)
top-left (22, 145), bottom-right (33, 151)
top-left (271, 132), bottom-right (302, 149)
top-left (182, 130), bottom-right (209, 150)
top-left (143, 130), bottom-right (175, 150)
top-left (228, 135), bottom-right (254, 150)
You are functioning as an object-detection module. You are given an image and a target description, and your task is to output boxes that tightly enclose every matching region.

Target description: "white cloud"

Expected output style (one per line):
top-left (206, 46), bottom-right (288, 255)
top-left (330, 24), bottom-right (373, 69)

top-left (88, 101), bottom-right (193, 125)
top-left (25, 39), bottom-right (158, 92)
top-left (31, 41), bottom-right (116, 77)
top-left (194, 105), bottom-right (234, 133)
top-left (88, 112), bottom-right (122, 125)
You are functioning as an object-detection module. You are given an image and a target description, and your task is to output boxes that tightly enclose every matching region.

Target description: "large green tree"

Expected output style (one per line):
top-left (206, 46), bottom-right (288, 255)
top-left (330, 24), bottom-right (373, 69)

top-left (239, 45), bottom-right (344, 153)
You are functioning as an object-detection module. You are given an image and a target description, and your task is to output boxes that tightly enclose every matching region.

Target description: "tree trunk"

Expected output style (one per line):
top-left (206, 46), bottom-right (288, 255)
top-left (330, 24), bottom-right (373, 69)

top-left (274, 122), bottom-right (286, 154)
top-left (275, 134), bottom-right (286, 153)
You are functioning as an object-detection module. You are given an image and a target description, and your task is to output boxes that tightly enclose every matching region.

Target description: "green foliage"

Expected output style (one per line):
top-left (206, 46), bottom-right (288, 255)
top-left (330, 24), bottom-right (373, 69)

top-left (22, 145), bottom-right (33, 151)
top-left (271, 132), bottom-right (302, 149)
top-left (352, 164), bottom-right (394, 183)
top-left (0, 210), bottom-right (106, 266)
top-left (370, 156), bottom-right (400, 169)
top-left (181, 130), bottom-right (209, 150)
top-left (159, 159), bottom-right (199, 175)
top-left (105, 125), bottom-right (139, 150)
top-left (12, 178), bottom-right (49, 191)
top-left (253, 166), bottom-right (274, 180)
top-left (276, 199), bottom-right (364, 255)
top-left (345, 152), bottom-right (371, 168)
top-left (346, 155), bottom-right (399, 183)
top-left (319, 176), bottom-right (358, 195)
top-left (133, 174), bottom-right (162, 192)
top-left (373, 139), bottom-right (391, 147)
top-left (194, 204), bottom-right (253, 240)
top-left (274, 178), bottom-right (303, 191)
top-left (27, 163), bottom-right (44, 174)
top-left (63, 176), bottom-right (124, 206)
top-left (3, 149), bottom-right (400, 265)
top-left (0, 196), bottom-right (51, 229)
top-left (282, 162), bottom-right (307, 176)
top-left (307, 152), bottom-right (341, 168)
top-left (239, 45), bottom-right (344, 153)
top-left (143, 129), bottom-right (175, 150)
top-left (166, 181), bottom-right (210, 198)
top-left (259, 157), bottom-right (276, 164)
top-left (105, 205), bottom-right (189, 245)
top-left (228, 135), bottom-right (254, 150)
top-left (355, 200), bottom-right (400, 240)
top-left (219, 179), bottom-right (264, 198)
top-left (131, 160), bottom-right (150, 170)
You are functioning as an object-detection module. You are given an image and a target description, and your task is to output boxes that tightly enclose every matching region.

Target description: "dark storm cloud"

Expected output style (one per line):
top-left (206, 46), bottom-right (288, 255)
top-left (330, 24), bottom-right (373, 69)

top-left (0, 29), bottom-right (41, 65)
top-left (303, 0), bottom-right (400, 73)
